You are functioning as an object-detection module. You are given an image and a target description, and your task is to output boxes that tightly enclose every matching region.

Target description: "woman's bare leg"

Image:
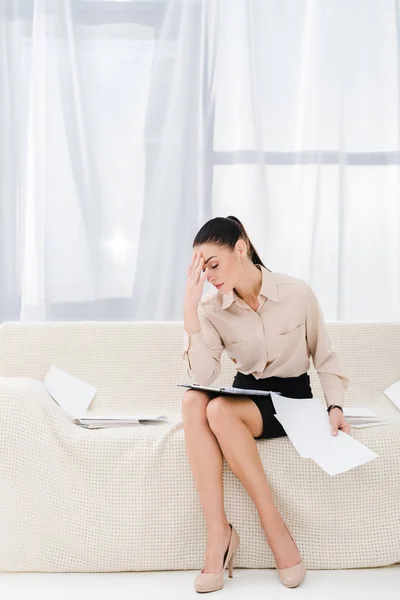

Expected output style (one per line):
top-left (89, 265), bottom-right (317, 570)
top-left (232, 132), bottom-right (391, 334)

top-left (182, 390), bottom-right (232, 574)
top-left (206, 396), bottom-right (301, 569)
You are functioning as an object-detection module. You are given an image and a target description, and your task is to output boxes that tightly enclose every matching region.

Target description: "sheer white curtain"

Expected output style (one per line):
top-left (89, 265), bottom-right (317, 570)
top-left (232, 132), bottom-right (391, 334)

top-left (213, 0), bottom-right (400, 321)
top-left (1, 0), bottom-right (399, 321)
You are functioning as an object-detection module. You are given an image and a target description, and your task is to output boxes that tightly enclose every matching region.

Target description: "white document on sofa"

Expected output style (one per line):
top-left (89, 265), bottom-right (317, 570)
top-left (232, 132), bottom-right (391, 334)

top-left (44, 366), bottom-right (168, 427)
top-left (342, 406), bottom-right (377, 418)
top-left (270, 393), bottom-right (378, 476)
top-left (72, 415), bottom-right (170, 429)
top-left (383, 379), bottom-right (400, 410)
top-left (44, 365), bottom-right (97, 418)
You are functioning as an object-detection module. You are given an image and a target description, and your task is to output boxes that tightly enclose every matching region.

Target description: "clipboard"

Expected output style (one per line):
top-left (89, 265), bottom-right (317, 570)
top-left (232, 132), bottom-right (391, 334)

top-left (177, 383), bottom-right (281, 397)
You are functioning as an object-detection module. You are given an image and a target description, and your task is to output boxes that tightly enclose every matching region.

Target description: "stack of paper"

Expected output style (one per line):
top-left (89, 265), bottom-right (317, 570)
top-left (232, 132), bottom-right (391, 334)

top-left (72, 415), bottom-right (169, 429)
top-left (44, 365), bottom-right (170, 429)
top-left (270, 393), bottom-right (379, 476)
top-left (342, 407), bottom-right (390, 429)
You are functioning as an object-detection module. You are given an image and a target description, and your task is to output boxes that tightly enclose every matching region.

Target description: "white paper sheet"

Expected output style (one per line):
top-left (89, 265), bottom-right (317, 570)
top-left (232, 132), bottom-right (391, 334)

top-left (75, 414), bottom-right (169, 422)
top-left (270, 392), bottom-right (378, 475)
top-left (269, 393), bottom-right (326, 458)
top-left (44, 365), bottom-right (97, 418)
top-left (72, 415), bottom-right (170, 429)
top-left (342, 406), bottom-right (378, 418)
top-left (308, 430), bottom-right (378, 476)
top-left (270, 392), bottom-right (322, 415)
top-left (273, 402), bottom-right (329, 459)
top-left (348, 421), bottom-right (390, 429)
top-left (383, 379), bottom-right (400, 410)
top-left (273, 411), bottom-right (314, 458)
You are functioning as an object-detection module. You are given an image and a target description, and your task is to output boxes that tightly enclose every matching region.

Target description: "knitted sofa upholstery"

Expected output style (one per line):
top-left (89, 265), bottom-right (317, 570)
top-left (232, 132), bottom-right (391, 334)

top-left (0, 321), bottom-right (399, 572)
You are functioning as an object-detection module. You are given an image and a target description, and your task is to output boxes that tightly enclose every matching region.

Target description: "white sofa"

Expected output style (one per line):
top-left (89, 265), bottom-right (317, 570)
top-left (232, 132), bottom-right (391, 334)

top-left (0, 321), bottom-right (400, 573)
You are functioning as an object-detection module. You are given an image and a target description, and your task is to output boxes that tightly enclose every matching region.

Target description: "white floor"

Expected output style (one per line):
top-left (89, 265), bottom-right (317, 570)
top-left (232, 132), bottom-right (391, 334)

top-left (1, 566), bottom-right (400, 600)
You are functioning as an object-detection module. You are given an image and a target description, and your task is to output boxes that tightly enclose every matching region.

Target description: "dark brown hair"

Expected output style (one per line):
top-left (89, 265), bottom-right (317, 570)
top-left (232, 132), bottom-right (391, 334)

top-left (193, 215), bottom-right (269, 269)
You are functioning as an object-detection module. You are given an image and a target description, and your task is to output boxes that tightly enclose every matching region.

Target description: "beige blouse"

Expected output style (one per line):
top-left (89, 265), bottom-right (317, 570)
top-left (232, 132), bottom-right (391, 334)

top-left (182, 265), bottom-right (350, 407)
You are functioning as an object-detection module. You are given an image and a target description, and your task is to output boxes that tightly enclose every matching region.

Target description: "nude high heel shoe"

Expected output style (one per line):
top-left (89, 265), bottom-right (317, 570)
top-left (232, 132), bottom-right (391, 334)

top-left (276, 522), bottom-right (306, 588)
top-left (194, 524), bottom-right (240, 593)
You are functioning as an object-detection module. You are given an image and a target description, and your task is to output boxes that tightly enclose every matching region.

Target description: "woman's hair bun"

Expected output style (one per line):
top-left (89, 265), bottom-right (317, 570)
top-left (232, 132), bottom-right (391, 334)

top-left (226, 215), bottom-right (243, 229)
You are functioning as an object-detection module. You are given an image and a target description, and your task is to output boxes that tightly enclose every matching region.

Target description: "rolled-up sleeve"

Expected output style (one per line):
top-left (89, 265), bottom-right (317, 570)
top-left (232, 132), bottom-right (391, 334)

top-left (182, 302), bottom-right (224, 385)
top-left (305, 285), bottom-right (350, 408)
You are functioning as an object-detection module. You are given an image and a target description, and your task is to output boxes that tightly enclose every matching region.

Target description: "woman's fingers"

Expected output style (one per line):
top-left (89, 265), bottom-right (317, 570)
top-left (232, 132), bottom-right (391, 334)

top-left (190, 253), bottom-right (203, 278)
top-left (190, 251), bottom-right (200, 274)
top-left (196, 256), bottom-right (204, 274)
top-left (192, 258), bottom-right (204, 285)
top-left (188, 252), bottom-right (204, 286)
top-left (191, 251), bottom-right (198, 268)
top-left (340, 422), bottom-right (351, 434)
top-left (187, 253), bottom-right (197, 278)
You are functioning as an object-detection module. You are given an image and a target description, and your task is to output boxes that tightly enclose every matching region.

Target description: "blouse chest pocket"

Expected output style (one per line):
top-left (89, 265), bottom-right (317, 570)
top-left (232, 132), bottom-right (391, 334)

top-left (273, 323), bottom-right (306, 358)
top-left (277, 323), bottom-right (305, 337)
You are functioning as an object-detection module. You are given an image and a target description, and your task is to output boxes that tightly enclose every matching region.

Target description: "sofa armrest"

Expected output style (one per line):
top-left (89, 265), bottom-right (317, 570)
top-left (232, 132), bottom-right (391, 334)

top-left (0, 376), bottom-right (50, 400)
top-left (0, 376), bottom-right (76, 430)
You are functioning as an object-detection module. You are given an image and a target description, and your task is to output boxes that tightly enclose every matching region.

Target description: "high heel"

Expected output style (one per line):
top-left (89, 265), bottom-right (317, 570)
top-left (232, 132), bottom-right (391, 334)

top-left (194, 524), bottom-right (240, 593)
top-left (275, 522), bottom-right (306, 588)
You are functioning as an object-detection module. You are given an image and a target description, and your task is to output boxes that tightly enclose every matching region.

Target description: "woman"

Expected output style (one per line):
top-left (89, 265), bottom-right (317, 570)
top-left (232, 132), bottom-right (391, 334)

top-left (182, 216), bottom-right (351, 593)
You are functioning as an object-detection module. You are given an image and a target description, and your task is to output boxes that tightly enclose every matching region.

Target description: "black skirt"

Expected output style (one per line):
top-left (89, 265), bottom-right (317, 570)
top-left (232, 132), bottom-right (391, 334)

top-left (231, 371), bottom-right (313, 440)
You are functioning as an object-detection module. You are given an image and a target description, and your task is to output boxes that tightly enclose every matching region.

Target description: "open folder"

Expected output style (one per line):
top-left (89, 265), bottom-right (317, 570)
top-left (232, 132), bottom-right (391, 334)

top-left (178, 383), bottom-right (281, 396)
